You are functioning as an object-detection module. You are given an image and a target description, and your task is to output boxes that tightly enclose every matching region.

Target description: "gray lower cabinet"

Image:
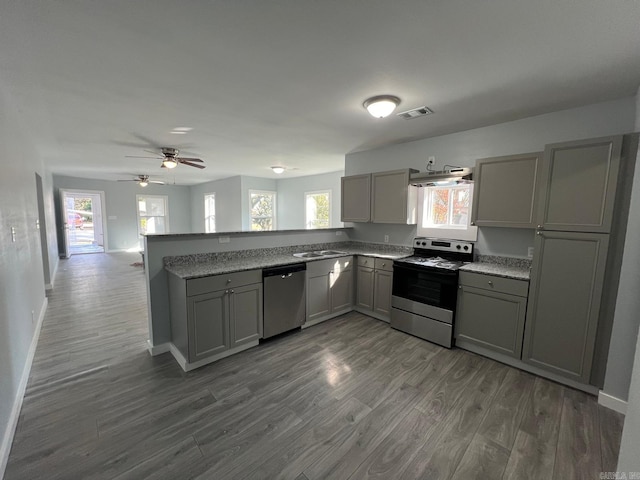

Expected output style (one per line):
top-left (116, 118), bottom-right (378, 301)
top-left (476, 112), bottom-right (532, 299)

top-left (169, 269), bottom-right (263, 369)
top-left (455, 272), bottom-right (529, 358)
top-left (472, 152), bottom-right (542, 228)
top-left (522, 231), bottom-right (609, 383)
top-left (306, 256), bottom-right (354, 325)
top-left (355, 256), bottom-right (393, 322)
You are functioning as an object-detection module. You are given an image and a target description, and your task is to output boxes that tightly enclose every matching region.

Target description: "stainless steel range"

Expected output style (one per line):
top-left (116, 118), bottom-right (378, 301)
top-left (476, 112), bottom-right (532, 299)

top-left (391, 237), bottom-right (474, 348)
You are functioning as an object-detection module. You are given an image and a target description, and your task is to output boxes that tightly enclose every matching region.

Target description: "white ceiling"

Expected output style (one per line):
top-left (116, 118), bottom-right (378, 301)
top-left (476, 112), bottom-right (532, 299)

top-left (1, 1), bottom-right (639, 185)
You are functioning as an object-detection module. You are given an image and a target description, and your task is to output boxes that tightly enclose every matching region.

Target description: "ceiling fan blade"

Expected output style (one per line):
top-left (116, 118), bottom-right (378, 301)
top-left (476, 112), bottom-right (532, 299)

top-left (181, 160), bottom-right (206, 169)
top-left (178, 157), bottom-right (204, 162)
top-left (144, 149), bottom-right (160, 156)
top-left (125, 155), bottom-right (162, 159)
top-left (117, 179), bottom-right (137, 182)
top-left (149, 181), bottom-right (166, 185)
top-left (131, 133), bottom-right (163, 149)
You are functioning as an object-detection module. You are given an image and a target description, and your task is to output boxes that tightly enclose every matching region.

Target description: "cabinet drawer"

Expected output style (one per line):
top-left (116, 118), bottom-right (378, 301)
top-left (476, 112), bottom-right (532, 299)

top-left (374, 258), bottom-right (393, 272)
top-left (186, 269), bottom-right (262, 297)
top-left (358, 256), bottom-right (375, 268)
top-left (459, 271), bottom-right (528, 297)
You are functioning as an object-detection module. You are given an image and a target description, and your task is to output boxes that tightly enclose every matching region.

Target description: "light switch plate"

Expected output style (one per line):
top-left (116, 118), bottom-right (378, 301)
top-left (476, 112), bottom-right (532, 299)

top-left (219, 236), bottom-right (230, 244)
top-left (11, 226), bottom-right (16, 242)
top-left (384, 235), bottom-right (389, 243)
top-left (527, 246), bottom-right (534, 258)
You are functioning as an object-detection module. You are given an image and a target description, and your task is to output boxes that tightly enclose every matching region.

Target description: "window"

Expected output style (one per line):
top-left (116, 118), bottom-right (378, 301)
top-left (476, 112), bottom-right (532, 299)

top-left (417, 183), bottom-right (477, 241)
top-left (249, 190), bottom-right (276, 231)
top-left (204, 193), bottom-right (216, 233)
top-left (136, 195), bottom-right (169, 236)
top-left (305, 190), bottom-right (331, 229)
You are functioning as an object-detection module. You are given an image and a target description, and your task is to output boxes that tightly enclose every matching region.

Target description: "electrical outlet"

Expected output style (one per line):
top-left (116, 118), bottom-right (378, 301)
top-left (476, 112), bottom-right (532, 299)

top-left (218, 236), bottom-right (230, 244)
top-left (11, 226), bottom-right (16, 242)
top-left (335, 231), bottom-right (343, 236)
top-left (31, 310), bottom-right (35, 324)
top-left (527, 246), bottom-right (534, 258)
top-left (384, 235), bottom-right (389, 243)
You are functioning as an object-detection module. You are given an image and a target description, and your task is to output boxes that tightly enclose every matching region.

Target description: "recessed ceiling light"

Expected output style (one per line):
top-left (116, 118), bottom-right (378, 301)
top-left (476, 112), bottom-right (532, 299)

top-left (271, 166), bottom-right (285, 174)
top-left (363, 95), bottom-right (401, 118)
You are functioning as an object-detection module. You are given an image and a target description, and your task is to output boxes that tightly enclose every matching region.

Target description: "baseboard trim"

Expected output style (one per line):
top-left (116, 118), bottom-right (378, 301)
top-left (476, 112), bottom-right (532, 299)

top-left (147, 340), bottom-right (170, 356)
top-left (169, 341), bottom-right (259, 372)
top-left (0, 297), bottom-right (47, 479)
top-left (598, 391), bottom-right (628, 415)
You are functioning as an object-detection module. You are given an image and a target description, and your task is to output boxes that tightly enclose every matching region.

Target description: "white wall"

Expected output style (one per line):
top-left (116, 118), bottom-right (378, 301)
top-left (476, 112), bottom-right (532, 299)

top-left (277, 171), bottom-right (344, 230)
top-left (0, 87), bottom-right (52, 477)
top-left (345, 97), bottom-right (637, 256)
top-left (616, 87), bottom-right (640, 473)
top-left (189, 175), bottom-right (242, 233)
top-left (53, 175), bottom-right (192, 252)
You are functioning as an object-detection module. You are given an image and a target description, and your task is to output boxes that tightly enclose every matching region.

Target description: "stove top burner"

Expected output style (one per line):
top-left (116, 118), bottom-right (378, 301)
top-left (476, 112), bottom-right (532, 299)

top-left (396, 255), bottom-right (467, 271)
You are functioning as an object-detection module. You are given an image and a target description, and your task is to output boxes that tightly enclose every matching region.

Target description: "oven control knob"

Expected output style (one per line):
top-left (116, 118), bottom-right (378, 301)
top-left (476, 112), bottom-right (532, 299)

top-left (421, 241), bottom-right (426, 246)
top-left (463, 245), bottom-right (469, 251)
top-left (456, 245), bottom-right (461, 250)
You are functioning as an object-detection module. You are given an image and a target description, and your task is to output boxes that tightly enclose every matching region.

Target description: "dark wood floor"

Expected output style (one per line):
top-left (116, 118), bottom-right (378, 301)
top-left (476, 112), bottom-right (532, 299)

top-left (6, 252), bottom-right (624, 479)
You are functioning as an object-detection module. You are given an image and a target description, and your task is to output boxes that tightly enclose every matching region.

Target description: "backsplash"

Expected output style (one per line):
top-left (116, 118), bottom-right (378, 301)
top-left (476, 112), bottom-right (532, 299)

top-left (475, 254), bottom-right (532, 269)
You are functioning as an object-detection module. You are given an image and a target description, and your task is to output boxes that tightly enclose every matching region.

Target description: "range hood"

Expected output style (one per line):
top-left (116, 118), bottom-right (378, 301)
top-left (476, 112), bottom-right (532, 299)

top-left (410, 167), bottom-right (473, 187)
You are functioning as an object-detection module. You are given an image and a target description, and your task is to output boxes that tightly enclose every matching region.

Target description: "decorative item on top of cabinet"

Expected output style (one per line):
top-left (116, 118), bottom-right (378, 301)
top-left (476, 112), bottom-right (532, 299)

top-left (455, 271), bottom-right (529, 359)
top-left (341, 169), bottom-right (418, 224)
top-left (472, 152), bottom-right (542, 228)
top-left (355, 256), bottom-right (393, 322)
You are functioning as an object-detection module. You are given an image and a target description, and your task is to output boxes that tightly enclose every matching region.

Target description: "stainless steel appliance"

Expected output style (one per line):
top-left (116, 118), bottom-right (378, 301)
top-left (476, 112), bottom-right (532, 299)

top-left (391, 238), bottom-right (474, 347)
top-left (262, 263), bottom-right (306, 338)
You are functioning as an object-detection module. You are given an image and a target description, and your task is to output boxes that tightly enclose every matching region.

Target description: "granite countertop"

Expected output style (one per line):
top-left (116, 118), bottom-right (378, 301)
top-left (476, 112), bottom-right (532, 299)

top-left (459, 255), bottom-right (531, 281)
top-left (165, 243), bottom-right (411, 280)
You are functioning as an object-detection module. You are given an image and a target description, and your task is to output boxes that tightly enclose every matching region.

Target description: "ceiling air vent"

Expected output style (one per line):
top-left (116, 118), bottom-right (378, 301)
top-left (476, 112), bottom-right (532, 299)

top-left (396, 106), bottom-right (434, 119)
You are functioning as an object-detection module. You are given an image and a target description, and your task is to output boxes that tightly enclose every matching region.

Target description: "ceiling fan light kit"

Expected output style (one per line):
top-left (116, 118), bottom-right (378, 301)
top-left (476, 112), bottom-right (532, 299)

top-left (363, 95), bottom-right (401, 118)
top-left (162, 158), bottom-right (178, 169)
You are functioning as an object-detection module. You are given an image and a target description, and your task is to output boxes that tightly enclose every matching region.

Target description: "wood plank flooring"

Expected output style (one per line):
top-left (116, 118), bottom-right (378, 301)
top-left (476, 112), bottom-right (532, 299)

top-left (5, 252), bottom-right (624, 479)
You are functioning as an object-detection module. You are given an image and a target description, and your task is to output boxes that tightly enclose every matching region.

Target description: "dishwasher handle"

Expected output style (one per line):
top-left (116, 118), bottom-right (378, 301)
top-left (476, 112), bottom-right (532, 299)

top-left (281, 273), bottom-right (294, 278)
top-left (263, 263), bottom-right (306, 278)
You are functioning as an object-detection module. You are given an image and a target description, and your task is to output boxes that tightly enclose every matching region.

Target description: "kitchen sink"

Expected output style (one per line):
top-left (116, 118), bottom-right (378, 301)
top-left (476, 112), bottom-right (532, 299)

top-left (292, 250), bottom-right (348, 259)
top-left (292, 252), bottom-right (324, 258)
top-left (315, 250), bottom-right (348, 256)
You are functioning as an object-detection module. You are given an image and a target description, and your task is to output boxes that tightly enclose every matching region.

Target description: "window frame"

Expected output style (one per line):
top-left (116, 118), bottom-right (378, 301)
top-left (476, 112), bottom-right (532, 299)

top-left (248, 189), bottom-right (277, 231)
top-left (304, 189), bottom-right (331, 229)
top-left (416, 183), bottom-right (478, 241)
top-left (136, 194), bottom-right (170, 237)
top-left (204, 192), bottom-right (216, 233)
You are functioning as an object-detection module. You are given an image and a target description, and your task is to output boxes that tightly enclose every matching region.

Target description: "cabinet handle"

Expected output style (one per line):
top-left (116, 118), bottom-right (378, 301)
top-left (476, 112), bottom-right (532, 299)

top-left (225, 289), bottom-right (229, 294)
top-left (470, 221), bottom-right (475, 226)
top-left (488, 281), bottom-right (493, 285)
top-left (382, 263), bottom-right (386, 267)
top-left (537, 225), bottom-right (543, 229)
top-left (536, 231), bottom-right (542, 236)
top-left (227, 279), bottom-right (232, 284)
top-left (230, 289), bottom-right (234, 294)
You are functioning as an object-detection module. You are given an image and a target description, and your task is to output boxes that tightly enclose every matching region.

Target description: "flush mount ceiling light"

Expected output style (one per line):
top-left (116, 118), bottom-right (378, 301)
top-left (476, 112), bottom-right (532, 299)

top-left (363, 95), bottom-right (401, 118)
top-left (163, 158), bottom-right (178, 169)
top-left (170, 127), bottom-right (192, 135)
top-left (271, 166), bottom-right (285, 174)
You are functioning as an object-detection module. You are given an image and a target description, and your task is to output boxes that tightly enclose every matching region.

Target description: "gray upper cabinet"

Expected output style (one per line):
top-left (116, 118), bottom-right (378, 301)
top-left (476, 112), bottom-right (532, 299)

top-left (341, 174), bottom-right (371, 222)
top-left (522, 231), bottom-right (609, 383)
top-left (371, 169), bottom-right (418, 224)
top-left (537, 136), bottom-right (622, 233)
top-left (341, 169), bottom-right (418, 224)
top-left (472, 152), bottom-right (542, 228)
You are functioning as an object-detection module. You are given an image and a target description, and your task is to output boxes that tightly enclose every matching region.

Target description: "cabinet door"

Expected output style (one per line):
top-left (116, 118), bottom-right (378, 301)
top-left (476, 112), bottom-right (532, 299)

top-left (341, 174), bottom-right (371, 222)
top-left (307, 271), bottom-right (332, 322)
top-left (371, 170), bottom-right (417, 224)
top-left (522, 231), bottom-right (609, 383)
top-left (537, 136), bottom-right (622, 233)
top-left (373, 269), bottom-right (393, 322)
top-left (455, 285), bottom-right (527, 358)
top-left (472, 152), bottom-right (542, 228)
top-left (331, 266), bottom-right (353, 312)
top-left (356, 266), bottom-right (374, 311)
top-left (229, 283), bottom-right (263, 348)
top-left (187, 290), bottom-right (229, 362)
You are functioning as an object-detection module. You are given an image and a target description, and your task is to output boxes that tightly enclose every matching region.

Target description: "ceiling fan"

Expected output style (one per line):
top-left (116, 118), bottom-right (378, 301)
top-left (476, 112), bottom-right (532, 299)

top-left (126, 147), bottom-right (205, 169)
top-left (118, 175), bottom-right (165, 187)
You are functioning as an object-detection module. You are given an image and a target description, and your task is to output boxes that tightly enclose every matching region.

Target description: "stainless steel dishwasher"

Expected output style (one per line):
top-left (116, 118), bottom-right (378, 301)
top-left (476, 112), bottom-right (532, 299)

top-left (262, 263), bottom-right (306, 338)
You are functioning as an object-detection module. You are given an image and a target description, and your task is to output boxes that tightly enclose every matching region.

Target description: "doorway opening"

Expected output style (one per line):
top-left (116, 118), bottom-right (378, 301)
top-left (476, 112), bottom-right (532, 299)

top-left (60, 189), bottom-right (106, 256)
